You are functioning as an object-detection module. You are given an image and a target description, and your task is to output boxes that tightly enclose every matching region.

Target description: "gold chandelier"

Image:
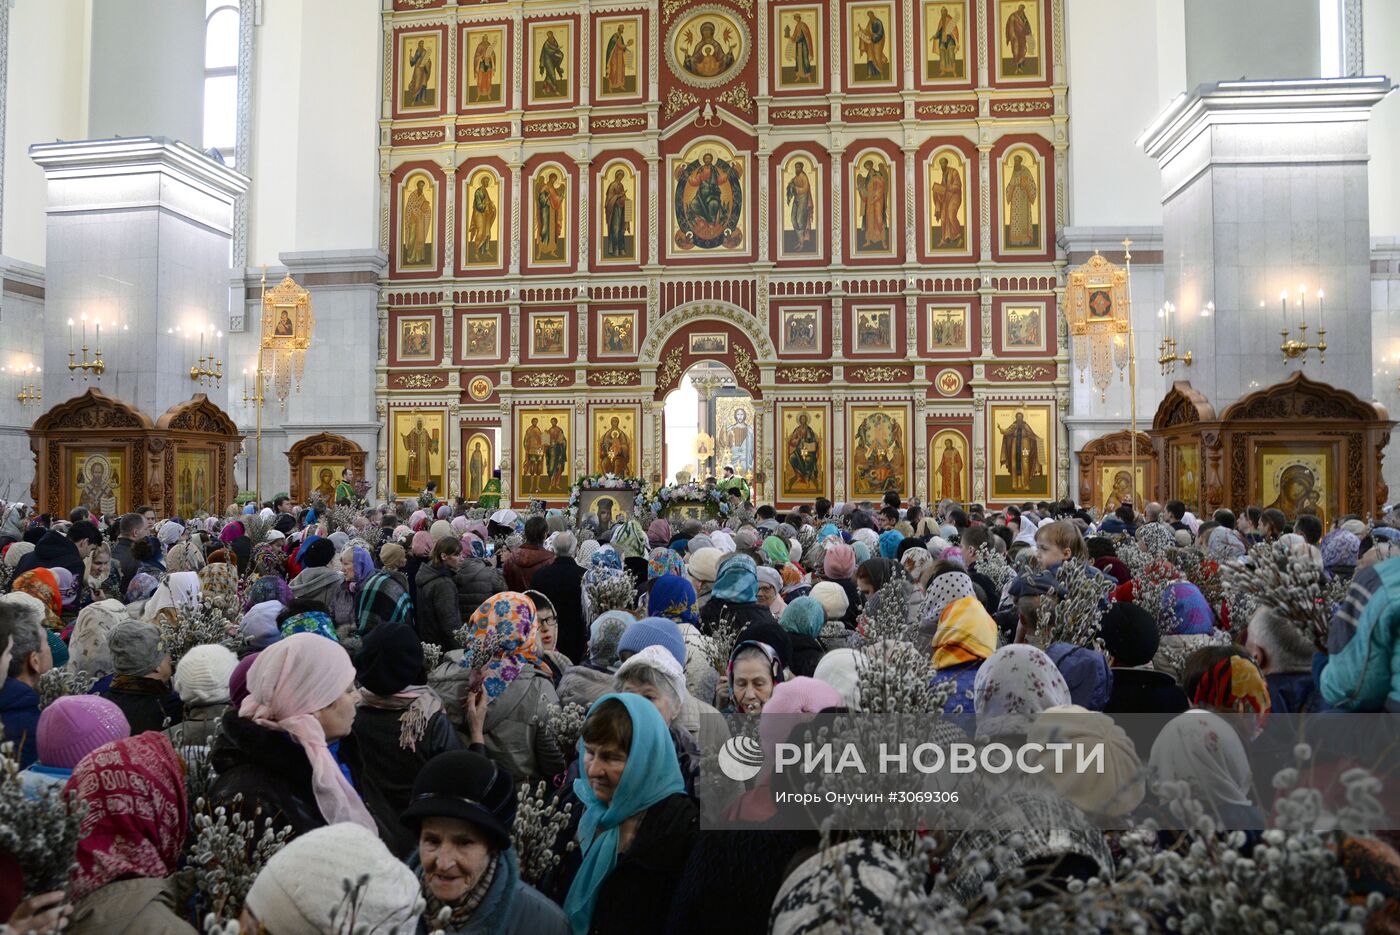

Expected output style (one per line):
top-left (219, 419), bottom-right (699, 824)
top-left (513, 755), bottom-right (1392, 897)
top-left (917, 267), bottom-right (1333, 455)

top-left (1066, 252), bottom-right (1131, 401)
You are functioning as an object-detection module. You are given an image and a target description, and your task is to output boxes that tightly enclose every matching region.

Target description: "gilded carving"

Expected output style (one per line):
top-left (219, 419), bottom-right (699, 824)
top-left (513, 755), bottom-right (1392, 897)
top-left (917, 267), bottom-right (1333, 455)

top-left (849, 366), bottom-right (906, 382)
top-left (517, 371), bottom-right (572, 387)
top-left (587, 370), bottom-right (640, 386)
top-left (991, 364), bottom-right (1049, 381)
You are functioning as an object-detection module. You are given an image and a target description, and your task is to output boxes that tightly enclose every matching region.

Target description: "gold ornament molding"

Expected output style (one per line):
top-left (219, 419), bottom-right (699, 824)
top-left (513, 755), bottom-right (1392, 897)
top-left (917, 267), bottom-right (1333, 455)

top-left (517, 371), bottom-right (572, 388)
top-left (991, 364), bottom-right (1051, 381)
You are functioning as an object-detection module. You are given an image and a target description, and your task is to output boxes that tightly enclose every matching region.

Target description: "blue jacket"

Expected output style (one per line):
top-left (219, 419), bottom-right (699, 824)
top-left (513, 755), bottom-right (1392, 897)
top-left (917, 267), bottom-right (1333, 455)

top-left (1321, 556), bottom-right (1400, 711)
top-left (932, 660), bottom-right (981, 716)
top-left (1266, 671), bottom-right (1329, 714)
top-left (0, 678), bottom-right (42, 768)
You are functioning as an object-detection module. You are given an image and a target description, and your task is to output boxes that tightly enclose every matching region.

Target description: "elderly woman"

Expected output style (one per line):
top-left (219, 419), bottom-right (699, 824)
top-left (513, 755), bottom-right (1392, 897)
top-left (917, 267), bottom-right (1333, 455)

top-left (165, 643), bottom-right (239, 748)
top-left (725, 639), bottom-right (786, 716)
top-left (62, 733), bottom-right (192, 935)
top-left (400, 750), bottom-right (569, 934)
top-left (1149, 709), bottom-right (1266, 830)
top-left (699, 554), bottom-right (776, 633)
top-left (354, 542), bottom-right (414, 634)
top-left (973, 644), bottom-right (1072, 740)
top-left (209, 632), bottom-right (380, 838)
top-left (776, 596), bottom-right (826, 677)
top-left (756, 565), bottom-right (787, 620)
top-left (613, 645), bottom-right (703, 793)
top-left (557, 609), bottom-right (634, 709)
top-left (542, 694), bottom-right (698, 935)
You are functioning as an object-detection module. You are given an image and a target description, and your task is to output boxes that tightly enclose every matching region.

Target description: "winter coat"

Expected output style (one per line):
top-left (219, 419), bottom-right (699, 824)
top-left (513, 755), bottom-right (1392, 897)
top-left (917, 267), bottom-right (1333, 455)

top-left (542, 791), bottom-right (698, 935)
top-left (66, 876), bottom-right (196, 935)
top-left (410, 847), bottom-right (569, 935)
top-left (0, 678), bottom-right (40, 768)
top-left (503, 543), bottom-right (555, 592)
top-left (428, 649), bottom-right (564, 782)
top-left (455, 557), bottom-right (506, 621)
top-left (786, 633), bottom-right (825, 678)
top-left (163, 702), bottom-right (228, 749)
top-left (354, 568), bottom-right (414, 634)
top-left (557, 663), bottom-right (615, 710)
top-left (288, 565), bottom-right (344, 609)
top-left (932, 660), bottom-right (982, 716)
top-left (675, 692), bottom-right (730, 758)
top-left (111, 537), bottom-right (139, 591)
top-left (1266, 670), bottom-right (1329, 714)
top-left (1322, 557), bottom-right (1400, 711)
top-left (528, 556), bottom-right (588, 663)
top-left (416, 562), bottom-right (463, 649)
top-left (699, 599), bottom-right (777, 636)
top-left (208, 710), bottom-right (392, 841)
top-left (1103, 667), bottom-right (1190, 716)
top-left (13, 530), bottom-right (84, 581)
top-left (100, 676), bottom-right (183, 734)
top-left (351, 702), bottom-right (460, 858)
top-left (665, 829), bottom-right (818, 935)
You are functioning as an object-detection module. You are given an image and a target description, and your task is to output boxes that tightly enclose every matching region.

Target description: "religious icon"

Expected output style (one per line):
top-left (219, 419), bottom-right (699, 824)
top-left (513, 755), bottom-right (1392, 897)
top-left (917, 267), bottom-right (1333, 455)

top-left (465, 433), bottom-right (493, 502)
top-left (931, 430), bottom-right (968, 502)
top-left (400, 173), bottom-right (436, 269)
top-left (592, 408), bottom-right (637, 476)
top-left (1000, 148), bottom-right (1042, 252)
top-left (460, 315), bottom-right (500, 359)
top-left (689, 333), bottom-right (728, 354)
top-left (849, 405), bottom-right (909, 499)
top-left (398, 318), bottom-right (434, 360)
top-left (517, 408), bottom-right (572, 498)
top-left (776, 6), bottom-right (821, 89)
top-left (463, 26), bottom-right (505, 106)
top-left (779, 405), bottom-right (827, 501)
top-left (315, 467), bottom-right (336, 503)
top-left (598, 162), bottom-right (637, 263)
top-left (927, 149), bottom-right (967, 252)
top-left (531, 314), bottom-right (568, 357)
top-left (668, 8), bottom-right (746, 87)
top-left (715, 397), bottom-right (756, 478)
top-left (923, 1), bottom-right (967, 81)
top-left (990, 404), bottom-right (1052, 498)
top-left (531, 167), bottom-right (568, 265)
top-left (1100, 465), bottom-right (1146, 514)
top-left (1173, 444), bottom-right (1199, 514)
top-left (467, 376), bottom-right (494, 401)
top-left (852, 152), bottom-right (893, 255)
top-left (392, 410), bottom-right (445, 499)
top-left (780, 155), bottom-right (819, 257)
top-left (463, 169), bottom-right (500, 267)
top-left (849, 3), bottom-right (893, 85)
top-left (852, 305), bottom-right (894, 352)
top-left (302, 459), bottom-right (349, 506)
top-left (273, 307), bottom-right (295, 337)
top-left (73, 451), bottom-right (124, 517)
top-left (399, 32), bottom-right (439, 111)
top-left (1088, 288), bottom-right (1113, 319)
top-left (1003, 304), bottom-right (1046, 351)
top-left (530, 22), bottom-right (571, 102)
top-left (597, 16), bottom-right (640, 98)
top-left (671, 143), bottom-right (745, 252)
top-left (599, 311), bottom-right (637, 356)
top-left (997, 0), bottom-right (1042, 80)
top-left (928, 306), bottom-right (970, 353)
top-left (1259, 448), bottom-right (1333, 527)
top-left (780, 307), bottom-right (820, 354)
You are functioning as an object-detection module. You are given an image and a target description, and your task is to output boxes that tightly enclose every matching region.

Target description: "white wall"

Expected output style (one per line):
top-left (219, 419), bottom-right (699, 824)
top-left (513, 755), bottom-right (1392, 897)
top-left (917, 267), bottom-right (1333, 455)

top-left (1184, 0), bottom-right (1321, 85)
top-left (1065, 0), bottom-right (1184, 227)
top-left (246, 0), bottom-right (380, 267)
top-left (3, 0), bottom-right (89, 266)
top-left (87, 0), bottom-right (204, 144)
top-left (1365, 0), bottom-right (1400, 238)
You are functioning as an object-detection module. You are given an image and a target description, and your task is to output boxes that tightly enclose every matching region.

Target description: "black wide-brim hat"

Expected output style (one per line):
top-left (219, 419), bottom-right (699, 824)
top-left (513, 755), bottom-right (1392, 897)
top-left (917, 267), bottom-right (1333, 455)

top-left (400, 750), bottom-right (517, 851)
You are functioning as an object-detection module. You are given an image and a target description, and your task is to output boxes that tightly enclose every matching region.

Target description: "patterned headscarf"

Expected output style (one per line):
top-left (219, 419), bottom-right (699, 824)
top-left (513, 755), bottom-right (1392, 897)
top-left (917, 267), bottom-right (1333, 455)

top-left (588, 610), bottom-right (634, 667)
top-left (1320, 529), bottom-right (1361, 570)
top-left (931, 596), bottom-right (997, 670)
top-left (713, 554), bottom-right (759, 604)
top-left (1163, 582), bottom-right (1215, 635)
top-left (199, 561), bottom-right (241, 617)
top-left (250, 542), bottom-right (288, 579)
top-left (1207, 526), bottom-right (1247, 562)
top-left (612, 521), bottom-right (649, 561)
top-left (1192, 655), bottom-right (1271, 728)
top-left (647, 519), bottom-right (673, 548)
top-left (973, 644), bottom-right (1072, 738)
top-left (584, 547), bottom-right (624, 591)
top-left (726, 639), bottom-right (785, 695)
top-left (899, 546), bottom-right (936, 588)
top-left (166, 540), bottom-right (205, 574)
top-left (647, 548), bottom-right (686, 581)
top-left (465, 591), bottom-right (541, 699)
top-left (280, 610), bottom-right (338, 642)
top-left (65, 732), bottom-right (187, 903)
top-left (779, 595), bottom-right (825, 639)
top-left (243, 574), bottom-right (294, 611)
top-left (125, 572), bottom-right (159, 604)
top-left (918, 571), bottom-right (975, 634)
top-left (12, 569), bottom-right (61, 628)
top-left (646, 574), bottom-right (699, 628)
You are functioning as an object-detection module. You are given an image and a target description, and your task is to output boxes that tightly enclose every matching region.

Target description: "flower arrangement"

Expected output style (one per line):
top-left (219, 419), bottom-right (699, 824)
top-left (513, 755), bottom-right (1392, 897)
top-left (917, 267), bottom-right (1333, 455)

top-left (650, 481), bottom-right (729, 519)
top-left (569, 473), bottom-right (648, 510)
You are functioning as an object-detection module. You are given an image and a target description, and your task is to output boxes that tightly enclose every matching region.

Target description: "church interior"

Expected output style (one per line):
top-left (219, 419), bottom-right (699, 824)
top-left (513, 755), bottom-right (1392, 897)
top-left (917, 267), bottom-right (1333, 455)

top-left (1, 0), bottom-right (1400, 931)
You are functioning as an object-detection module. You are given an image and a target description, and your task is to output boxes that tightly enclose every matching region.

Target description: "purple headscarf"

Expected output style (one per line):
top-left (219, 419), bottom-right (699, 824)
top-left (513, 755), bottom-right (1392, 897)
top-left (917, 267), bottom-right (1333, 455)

top-left (219, 521), bottom-right (244, 546)
top-left (1163, 581), bottom-right (1215, 635)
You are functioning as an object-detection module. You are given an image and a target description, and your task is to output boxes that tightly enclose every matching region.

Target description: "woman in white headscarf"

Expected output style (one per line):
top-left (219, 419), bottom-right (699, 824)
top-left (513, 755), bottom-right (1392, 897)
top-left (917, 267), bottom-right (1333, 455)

top-left (142, 570), bottom-right (202, 622)
top-left (1148, 709), bottom-right (1264, 830)
top-left (973, 644), bottom-right (1072, 739)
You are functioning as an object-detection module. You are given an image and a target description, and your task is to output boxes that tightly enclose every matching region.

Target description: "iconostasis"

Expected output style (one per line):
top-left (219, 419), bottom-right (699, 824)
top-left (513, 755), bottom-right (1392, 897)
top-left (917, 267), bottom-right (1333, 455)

top-left (379, 0), bottom-right (1068, 507)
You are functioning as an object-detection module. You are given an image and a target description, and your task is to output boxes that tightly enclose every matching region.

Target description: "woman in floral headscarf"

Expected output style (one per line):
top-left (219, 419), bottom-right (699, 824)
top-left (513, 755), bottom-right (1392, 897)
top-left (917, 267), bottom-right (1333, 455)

top-left (62, 732), bottom-right (190, 934)
top-left (973, 643), bottom-right (1072, 739)
top-left (12, 568), bottom-right (62, 630)
top-left (249, 541), bottom-right (287, 580)
top-left (646, 548), bottom-right (686, 583)
top-left (199, 560), bottom-right (241, 622)
top-left (464, 591), bottom-right (566, 782)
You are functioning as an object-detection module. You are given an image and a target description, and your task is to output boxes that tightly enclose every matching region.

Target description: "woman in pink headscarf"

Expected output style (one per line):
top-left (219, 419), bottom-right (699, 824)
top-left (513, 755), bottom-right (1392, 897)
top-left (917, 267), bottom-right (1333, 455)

top-left (207, 632), bottom-right (380, 838)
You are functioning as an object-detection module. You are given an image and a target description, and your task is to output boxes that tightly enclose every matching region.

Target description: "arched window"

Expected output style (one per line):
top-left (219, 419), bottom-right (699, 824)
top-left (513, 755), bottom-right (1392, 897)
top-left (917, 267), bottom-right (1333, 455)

top-left (203, 1), bottom-right (240, 166)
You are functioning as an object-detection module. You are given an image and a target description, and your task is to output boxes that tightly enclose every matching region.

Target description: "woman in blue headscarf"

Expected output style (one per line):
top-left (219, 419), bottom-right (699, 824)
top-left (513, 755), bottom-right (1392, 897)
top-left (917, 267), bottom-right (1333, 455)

top-left (777, 595), bottom-right (827, 677)
top-left (698, 553), bottom-right (777, 633)
top-left (646, 573), bottom-right (699, 628)
top-left (543, 693), bottom-right (697, 935)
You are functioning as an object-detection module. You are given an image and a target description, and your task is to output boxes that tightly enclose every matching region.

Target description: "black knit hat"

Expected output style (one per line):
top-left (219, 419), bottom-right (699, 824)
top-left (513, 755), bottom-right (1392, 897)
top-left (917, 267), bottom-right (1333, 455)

top-left (355, 622), bottom-right (424, 696)
top-left (1098, 600), bottom-right (1160, 667)
top-left (302, 537), bottom-right (337, 568)
top-left (400, 750), bottom-right (517, 850)
top-left (273, 512), bottom-right (296, 535)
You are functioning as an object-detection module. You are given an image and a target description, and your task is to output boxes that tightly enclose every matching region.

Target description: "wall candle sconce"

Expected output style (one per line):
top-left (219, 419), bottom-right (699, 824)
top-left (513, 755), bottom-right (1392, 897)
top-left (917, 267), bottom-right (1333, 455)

top-left (189, 324), bottom-right (224, 387)
top-left (1279, 285), bottom-right (1326, 364)
top-left (67, 314), bottom-right (105, 379)
top-left (1156, 300), bottom-right (1193, 375)
top-left (10, 365), bottom-right (41, 405)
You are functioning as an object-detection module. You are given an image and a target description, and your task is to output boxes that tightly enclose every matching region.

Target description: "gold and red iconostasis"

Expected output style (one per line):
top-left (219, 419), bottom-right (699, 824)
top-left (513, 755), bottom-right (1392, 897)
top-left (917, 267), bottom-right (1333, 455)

top-left (28, 389), bottom-right (243, 519)
top-left (376, 0), bottom-right (1069, 508)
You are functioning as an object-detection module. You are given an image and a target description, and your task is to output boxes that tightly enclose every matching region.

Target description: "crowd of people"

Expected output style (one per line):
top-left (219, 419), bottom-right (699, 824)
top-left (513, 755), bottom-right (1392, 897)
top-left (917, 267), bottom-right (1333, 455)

top-left (0, 486), bottom-right (1398, 933)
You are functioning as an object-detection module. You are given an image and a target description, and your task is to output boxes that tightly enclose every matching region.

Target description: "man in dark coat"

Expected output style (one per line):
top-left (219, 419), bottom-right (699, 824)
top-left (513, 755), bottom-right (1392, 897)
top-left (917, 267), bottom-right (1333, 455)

top-left (109, 512), bottom-right (147, 592)
top-left (15, 520), bottom-right (103, 582)
top-left (528, 531), bottom-right (588, 662)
